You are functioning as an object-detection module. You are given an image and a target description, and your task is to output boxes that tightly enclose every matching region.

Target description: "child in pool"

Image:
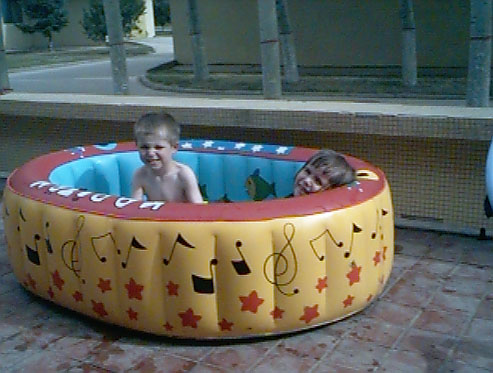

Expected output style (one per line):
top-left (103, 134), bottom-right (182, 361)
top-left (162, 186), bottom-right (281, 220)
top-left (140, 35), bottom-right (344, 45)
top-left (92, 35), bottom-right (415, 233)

top-left (131, 112), bottom-right (204, 203)
top-left (294, 149), bottom-right (356, 196)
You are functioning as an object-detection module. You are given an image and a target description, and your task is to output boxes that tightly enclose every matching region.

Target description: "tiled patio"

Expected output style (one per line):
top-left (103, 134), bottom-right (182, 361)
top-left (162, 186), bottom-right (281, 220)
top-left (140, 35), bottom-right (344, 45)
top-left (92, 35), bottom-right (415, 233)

top-left (0, 200), bottom-right (492, 372)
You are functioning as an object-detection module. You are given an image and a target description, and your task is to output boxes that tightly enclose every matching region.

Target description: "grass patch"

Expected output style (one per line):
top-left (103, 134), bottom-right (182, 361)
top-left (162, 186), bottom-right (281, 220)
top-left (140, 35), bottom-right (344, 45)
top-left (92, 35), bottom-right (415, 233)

top-left (146, 64), bottom-right (469, 97)
top-left (7, 42), bottom-right (154, 70)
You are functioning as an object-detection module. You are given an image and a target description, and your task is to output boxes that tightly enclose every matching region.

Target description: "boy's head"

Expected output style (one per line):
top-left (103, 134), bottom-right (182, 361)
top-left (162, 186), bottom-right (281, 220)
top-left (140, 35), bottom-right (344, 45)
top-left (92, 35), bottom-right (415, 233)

top-left (134, 112), bottom-right (180, 146)
top-left (294, 149), bottom-right (356, 196)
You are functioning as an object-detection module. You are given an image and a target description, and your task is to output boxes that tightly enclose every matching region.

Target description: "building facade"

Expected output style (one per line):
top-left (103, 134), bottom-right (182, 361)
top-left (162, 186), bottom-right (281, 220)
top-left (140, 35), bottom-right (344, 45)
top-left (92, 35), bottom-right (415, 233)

top-left (1, 0), bottom-right (155, 51)
top-left (170, 0), bottom-right (481, 71)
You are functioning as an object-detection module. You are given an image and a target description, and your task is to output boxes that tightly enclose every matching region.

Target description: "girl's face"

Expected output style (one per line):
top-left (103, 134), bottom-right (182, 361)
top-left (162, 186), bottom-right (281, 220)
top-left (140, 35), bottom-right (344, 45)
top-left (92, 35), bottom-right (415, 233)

top-left (294, 163), bottom-right (331, 196)
top-left (136, 131), bottom-right (177, 172)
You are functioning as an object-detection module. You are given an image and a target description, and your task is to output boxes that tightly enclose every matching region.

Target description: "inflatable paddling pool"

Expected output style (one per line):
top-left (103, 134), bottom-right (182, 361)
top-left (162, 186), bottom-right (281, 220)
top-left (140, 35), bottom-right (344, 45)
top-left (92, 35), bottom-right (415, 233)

top-left (2, 139), bottom-right (393, 338)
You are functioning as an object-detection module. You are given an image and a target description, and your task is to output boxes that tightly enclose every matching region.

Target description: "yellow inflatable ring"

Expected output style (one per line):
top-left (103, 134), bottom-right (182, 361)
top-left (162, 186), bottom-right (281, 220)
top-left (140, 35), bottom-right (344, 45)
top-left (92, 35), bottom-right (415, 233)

top-left (2, 140), bottom-right (393, 339)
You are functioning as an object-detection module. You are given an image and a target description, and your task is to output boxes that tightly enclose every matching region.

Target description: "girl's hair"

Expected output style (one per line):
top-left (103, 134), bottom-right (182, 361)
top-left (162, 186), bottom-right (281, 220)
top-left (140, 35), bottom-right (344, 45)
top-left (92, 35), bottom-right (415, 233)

top-left (299, 149), bottom-right (356, 188)
top-left (134, 112), bottom-right (180, 146)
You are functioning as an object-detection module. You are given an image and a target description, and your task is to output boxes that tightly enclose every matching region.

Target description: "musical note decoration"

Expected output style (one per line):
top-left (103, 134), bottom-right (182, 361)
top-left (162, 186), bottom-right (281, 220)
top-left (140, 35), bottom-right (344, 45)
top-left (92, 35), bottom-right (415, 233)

top-left (263, 223), bottom-right (299, 296)
top-left (310, 222), bottom-right (362, 260)
top-left (45, 222), bottom-right (53, 254)
top-left (120, 237), bottom-right (146, 269)
top-left (26, 234), bottom-right (41, 265)
top-left (192, 259), bottom-right (218, 294)
top-left (61, 215), bottom-right (85, 280)
top-left (163, 233), bottom-right (195, 266)
top-left (19, 208), bottom-right (26, 222)
top-left (231, 240), bottom-right (251, 275)
top-left (91, 233), bottom-right (147, 268)
top-left (90, 232), bottom-right (115, 263)
top-left (372, 208), bottom-right (389, 239)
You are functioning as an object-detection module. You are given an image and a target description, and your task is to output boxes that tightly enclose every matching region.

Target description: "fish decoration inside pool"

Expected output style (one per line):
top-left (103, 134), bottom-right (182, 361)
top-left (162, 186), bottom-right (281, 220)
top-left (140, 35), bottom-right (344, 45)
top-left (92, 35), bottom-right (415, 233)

top-left (245, 169), bottom-right (277, 201)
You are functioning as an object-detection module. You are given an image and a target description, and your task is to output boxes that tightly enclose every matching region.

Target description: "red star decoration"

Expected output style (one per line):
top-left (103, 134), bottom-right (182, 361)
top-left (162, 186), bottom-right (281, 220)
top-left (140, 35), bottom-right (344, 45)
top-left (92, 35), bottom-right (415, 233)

top-left (127, 307), bottom-right (138, 321)
top-left (92, 300), bottom-right (108, 318)
top-left (346, 264), bottom-right (362, 286)
top-left (373, 251), bottom-right (381, 266)
top-left (316, 276), bottom-right (328, 293)
top-left (343, 295), bottom-right (355, 308)
top-left (47, 286), bottom-right (54, 299)
top-left (299, 304), bottom-right (319, 324)
top-left (383, 246), bottom-right (387, 260)
top-left (51, 270), bottom-right (65, 291)
top-left (27, 273), bottom-right (36, 290)
top-left (218, 318), bottom-right (234, 331)
top-left (178, 308), bottom-right (201, 328)
top-left (367, 294), bottom-right (373, 302)
top-left (270, 306), bottom-right (285, 320)
top-left (163, 322), bottom-right (173, 331)
top-left (72, 291), bottom-right (83, 302)
top-left (97, 278), bottom-right (112, 293)
top-left (239, 291), bottom-right (264, 313)
top-left (166, 281), bottom-right (179, 296)
top-left (125, 278), bottom-right (144, 300)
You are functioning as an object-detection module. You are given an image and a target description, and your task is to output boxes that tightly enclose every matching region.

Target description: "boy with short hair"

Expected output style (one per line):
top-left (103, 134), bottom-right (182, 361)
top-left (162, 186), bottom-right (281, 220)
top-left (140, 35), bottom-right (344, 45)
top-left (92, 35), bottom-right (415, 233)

top-left (131, 112), bottom-right (203, 203)
top-left (294, 149), bottom-right (356, 196)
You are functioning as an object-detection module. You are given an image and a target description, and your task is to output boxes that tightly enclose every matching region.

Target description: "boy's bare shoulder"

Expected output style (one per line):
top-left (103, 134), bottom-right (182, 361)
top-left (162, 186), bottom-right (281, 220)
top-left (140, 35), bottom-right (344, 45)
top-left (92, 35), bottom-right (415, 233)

top-left (175, 162), bottom-right (197, 178)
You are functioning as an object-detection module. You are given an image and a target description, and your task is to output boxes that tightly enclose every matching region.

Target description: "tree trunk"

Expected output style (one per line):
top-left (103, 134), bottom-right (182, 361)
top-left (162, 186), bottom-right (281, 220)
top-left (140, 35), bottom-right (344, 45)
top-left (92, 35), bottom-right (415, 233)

top-left (257, 0), bottom-right (282, 99)
top-left (102, 0), bottom-right (129, 95)
top-left (187, 0), bottom-right (209, 81)
top-left (399, 0), bottom-right (417, 87)
top-left (276, 0), bottom-right (299, 83)
top-left (0, 8), bottom-right (11, 93)
top-left (466, 0), bottom-right (492, 107)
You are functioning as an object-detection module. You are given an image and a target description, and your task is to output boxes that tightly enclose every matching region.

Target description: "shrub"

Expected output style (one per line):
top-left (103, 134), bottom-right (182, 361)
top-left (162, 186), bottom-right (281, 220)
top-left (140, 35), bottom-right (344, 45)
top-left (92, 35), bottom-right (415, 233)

top-left (82, 0), bottom-right (146, 43)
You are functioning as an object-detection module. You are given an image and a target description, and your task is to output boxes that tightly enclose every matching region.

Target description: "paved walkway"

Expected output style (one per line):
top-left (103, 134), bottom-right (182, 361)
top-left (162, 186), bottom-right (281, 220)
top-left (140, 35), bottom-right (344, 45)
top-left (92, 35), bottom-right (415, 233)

top-left (0, 199), bottom-right (492, 372)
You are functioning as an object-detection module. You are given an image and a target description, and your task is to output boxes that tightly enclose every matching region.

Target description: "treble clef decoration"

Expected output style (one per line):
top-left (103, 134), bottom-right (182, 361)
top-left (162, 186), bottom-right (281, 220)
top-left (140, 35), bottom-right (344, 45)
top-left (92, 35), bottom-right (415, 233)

top-left (61, 215), bottom-right (85, 281)
top-left (263, 223), bottom-right (299, 296)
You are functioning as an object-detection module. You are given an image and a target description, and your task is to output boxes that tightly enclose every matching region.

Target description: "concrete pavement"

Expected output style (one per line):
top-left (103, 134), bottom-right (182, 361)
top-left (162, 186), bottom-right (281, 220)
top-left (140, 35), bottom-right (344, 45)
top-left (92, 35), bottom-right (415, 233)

top-left (8, 37), bottom-right (175, 96)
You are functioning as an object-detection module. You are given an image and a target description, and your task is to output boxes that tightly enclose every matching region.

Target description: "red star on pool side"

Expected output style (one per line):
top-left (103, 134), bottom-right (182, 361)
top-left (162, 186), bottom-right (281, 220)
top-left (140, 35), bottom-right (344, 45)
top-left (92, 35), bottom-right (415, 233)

top-left (47, 286), bottom-right (54, 299)
top-left (373, 251), bottom-right (381, 266)
top-left (127, 307), bottom-right (138, 321)
top-left (27, 273), bottom-right (36, 290)
top-left (239, 290), bottom-right (264, 313)
top-left (218, 318), bottom-right (234, 331)
top-left (343, 295), bottom-right (355, 308)
top-left (299, 304), bottom-right (319, 324)
top-left (163, 322), bottom-right (173, 331)
top-left (97, 278), bottom-right (112, 293)
top-left (92, 300), bottom-right (108, 318)
top-left (367, 294), bottom-right (373, 302)
top-left (179, 308), bottom-right (201, 328)
top-left (51, 270), bottom-right (65, 291)
top-left (316, 276), bottom-right (328, 293)
top-left (125, 278), bottom-right (144, 300)
top-left (383, 246), bottom-right (387, 260)
top-left (166, 281), bottom-right (179, 296)
top-left (270, 306), bottom-right (285, 320)
top-left (72, 291), bottom-right (83, 302)
top-left (346, 264), bottom-right (362, 286)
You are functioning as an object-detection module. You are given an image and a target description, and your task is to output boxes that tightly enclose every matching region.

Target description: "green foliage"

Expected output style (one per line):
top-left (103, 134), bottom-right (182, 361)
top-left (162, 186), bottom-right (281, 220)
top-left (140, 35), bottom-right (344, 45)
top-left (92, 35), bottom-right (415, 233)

top-left (15, 0), bottom-right (68, 46)
top-left (153, 0), bottom-right (170, 26)
top-left (82, 0), bottom-right (146, 43)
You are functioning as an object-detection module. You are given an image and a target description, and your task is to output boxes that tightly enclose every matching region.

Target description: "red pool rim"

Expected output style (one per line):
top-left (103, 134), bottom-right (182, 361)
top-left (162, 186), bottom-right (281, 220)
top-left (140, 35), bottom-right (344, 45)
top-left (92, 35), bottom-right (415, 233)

top-left (6, 142), bottom-right (386, 222)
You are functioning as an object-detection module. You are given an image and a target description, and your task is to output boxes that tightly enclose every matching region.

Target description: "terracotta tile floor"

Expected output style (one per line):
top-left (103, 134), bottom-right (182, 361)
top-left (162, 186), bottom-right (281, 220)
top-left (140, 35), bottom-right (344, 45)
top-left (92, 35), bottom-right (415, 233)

top-left (1, 203), bottom-right (492, 372)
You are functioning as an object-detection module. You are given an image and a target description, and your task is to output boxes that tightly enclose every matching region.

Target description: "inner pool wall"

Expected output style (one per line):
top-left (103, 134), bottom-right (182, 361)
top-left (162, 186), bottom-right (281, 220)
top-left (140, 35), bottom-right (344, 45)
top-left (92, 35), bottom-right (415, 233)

top-left (0, 93), bottom-right (492, 237)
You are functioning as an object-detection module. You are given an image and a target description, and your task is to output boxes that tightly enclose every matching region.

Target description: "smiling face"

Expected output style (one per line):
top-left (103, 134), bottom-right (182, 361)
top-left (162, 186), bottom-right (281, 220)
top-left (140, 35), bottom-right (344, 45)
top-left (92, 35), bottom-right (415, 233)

top-left (136, 130), bottom-right (177, 173)
top-left (294, 164), bottom-right (331, 196)
top-left (293, 150), bottom-right (356, 197)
